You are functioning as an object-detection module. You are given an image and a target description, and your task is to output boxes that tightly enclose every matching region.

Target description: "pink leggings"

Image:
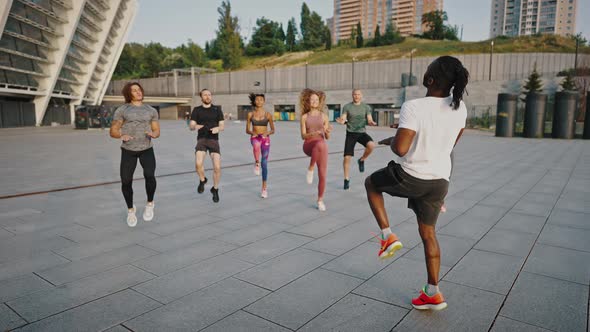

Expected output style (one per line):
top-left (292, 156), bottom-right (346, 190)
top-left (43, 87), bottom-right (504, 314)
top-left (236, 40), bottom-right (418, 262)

top-left (303, 138), bottom-right (328, 199)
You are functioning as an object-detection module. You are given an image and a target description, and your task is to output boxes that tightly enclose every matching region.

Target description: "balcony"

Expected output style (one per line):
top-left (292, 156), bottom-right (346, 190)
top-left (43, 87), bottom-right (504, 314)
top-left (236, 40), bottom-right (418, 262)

top-left (0, 48), bottom-right (51, 64)
top-left (3, 31), bottom-right (56, 50)
top-left (84, 2), bottom-right (107, 21)
top-left (17, 0), bottom-right (68, 24)
top-left (8, 13), bottom-right (62, 36)
top-left (0, 65), bottom-right (47, 77)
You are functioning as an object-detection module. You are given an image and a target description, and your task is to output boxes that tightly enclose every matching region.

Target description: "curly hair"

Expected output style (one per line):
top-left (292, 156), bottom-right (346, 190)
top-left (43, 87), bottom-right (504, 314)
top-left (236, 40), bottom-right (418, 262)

top-left (248, 93), bottom-right (265, 107)
top-left (424, 56), bottom-right (469, 110)
top-left (299, 88), bottom-right (326, 115)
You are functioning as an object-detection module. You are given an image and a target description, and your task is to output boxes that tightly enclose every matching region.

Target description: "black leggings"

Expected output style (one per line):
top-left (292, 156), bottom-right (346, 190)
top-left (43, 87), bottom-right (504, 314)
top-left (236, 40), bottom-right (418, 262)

top-left (120, 147), bottom-right (156, 209)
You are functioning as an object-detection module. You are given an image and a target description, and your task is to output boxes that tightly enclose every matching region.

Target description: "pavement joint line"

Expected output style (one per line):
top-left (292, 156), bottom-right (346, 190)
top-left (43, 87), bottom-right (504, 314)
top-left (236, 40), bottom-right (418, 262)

top-left (0, 146), bottom-right (386, 200)
top-left (488, 143), bottom-right (583, 332)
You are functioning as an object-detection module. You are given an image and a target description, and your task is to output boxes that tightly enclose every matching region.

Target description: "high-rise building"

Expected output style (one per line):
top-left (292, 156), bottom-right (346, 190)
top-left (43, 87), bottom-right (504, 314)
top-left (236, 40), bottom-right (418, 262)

top-left (0, 0), bottom-right (137, 127)
top-left (490, 0), bottom-right (577, 38)
top-left (332, 0), bottom-right (390, 42)
top-left (392, 0), bottom-right (443, 36)
top-left (331, 0), bottom-right (443, 42)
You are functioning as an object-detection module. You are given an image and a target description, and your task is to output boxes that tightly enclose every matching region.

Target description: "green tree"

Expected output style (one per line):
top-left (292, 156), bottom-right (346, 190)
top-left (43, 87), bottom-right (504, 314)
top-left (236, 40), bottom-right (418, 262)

top-left (382, 22), bottom-right (403, 45)
top-left (300, 2), bottom-right (325, 49)
top-left (142, 42), bottom-right (167, 77)
top-left (521, 63), bottom-right (543, 101)
top-left (175, 40), bottom-right (206, 67)
top-left (561, 70), bottom-right (576, 91)
top-left (246, 17), bottom-right (285, 56)
top-left (325, 27), bottom-right (332, 50)
top-left (444, 24), bottom-right (459, 41)
top-left (372, 25), bottom-right (382, 46)
top-left (349, 25), bottom-right (357, 45)
top-left (356, 22), bottom-right (364, 48)
top-left (216, 1), bottom-right (242, 70)
top-left (421, 10), bottom-right (447, 40)
top-left (286, 18), bottom-right (298, 51)
top-left (162, 53), bottom-right (188, 71)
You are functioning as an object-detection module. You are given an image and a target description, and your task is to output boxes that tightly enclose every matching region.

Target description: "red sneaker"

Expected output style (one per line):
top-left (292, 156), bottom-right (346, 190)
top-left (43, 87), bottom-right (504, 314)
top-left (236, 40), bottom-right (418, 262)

top-left (411, 287), bottom-right (448, 311)
top-left (378, 234), bottom-right (403, 259)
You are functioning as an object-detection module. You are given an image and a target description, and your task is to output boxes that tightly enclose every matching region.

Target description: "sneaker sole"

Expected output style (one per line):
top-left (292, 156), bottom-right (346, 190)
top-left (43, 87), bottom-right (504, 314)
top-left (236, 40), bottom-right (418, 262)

top-left (379, 241), bottom-right (403, 259)
top-left (143, 214), bottom-right (154, 222)
top-left (412, 302), bottom-right (448, 311)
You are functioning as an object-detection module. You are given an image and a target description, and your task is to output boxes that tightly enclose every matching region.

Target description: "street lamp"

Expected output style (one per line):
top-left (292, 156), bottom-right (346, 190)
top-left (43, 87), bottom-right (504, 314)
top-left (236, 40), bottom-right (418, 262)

top-left (489, 40), bottom-right (494, 81)
top-left (409, 49), bottom-right (417, 86)
top-left (352, 57), bottom-right (356, 89)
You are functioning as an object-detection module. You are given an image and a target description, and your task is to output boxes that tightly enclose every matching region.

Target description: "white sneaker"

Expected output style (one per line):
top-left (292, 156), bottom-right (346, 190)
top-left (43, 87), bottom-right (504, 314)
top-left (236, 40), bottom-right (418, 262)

top-left (127, 205), bottom-right (137, 227)
top-left (318, 201), bottom-right (326, 211)
top-left (306, 169), bottom-right (314, 184)
top-left (261, 188), bottom-right (268, 198)
top-left (143, 202), bottom-right (154, 221)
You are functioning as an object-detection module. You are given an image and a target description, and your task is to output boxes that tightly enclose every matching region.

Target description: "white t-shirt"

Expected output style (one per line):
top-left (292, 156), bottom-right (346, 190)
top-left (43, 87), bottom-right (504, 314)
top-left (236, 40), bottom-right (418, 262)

top-left (393, 96), bottom-right (466, 181)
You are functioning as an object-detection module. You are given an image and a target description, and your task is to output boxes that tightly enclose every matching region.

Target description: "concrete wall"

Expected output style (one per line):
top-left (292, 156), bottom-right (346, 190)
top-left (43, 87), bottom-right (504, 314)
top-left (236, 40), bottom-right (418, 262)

top-left (203, 76), bottom-right (574, 121)
top-left (107, 53), bottom-right (590, 98)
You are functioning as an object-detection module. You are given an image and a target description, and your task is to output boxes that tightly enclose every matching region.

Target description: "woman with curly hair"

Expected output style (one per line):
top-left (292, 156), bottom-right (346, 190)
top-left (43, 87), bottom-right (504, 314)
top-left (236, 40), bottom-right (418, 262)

top-left (245, 93), bottom-right (275, 198)
top-left (299, 89), bottom-right (333, 211)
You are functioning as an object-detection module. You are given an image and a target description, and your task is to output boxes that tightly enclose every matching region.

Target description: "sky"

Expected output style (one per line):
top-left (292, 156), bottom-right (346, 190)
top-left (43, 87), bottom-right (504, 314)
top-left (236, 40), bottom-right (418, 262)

top-left (128, 0), bottom-right (590, 48)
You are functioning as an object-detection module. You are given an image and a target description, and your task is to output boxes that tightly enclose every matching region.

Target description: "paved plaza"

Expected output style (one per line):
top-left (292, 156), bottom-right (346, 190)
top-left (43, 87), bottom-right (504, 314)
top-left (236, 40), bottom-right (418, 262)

top-left (0, 120), bottom-right (589, 332)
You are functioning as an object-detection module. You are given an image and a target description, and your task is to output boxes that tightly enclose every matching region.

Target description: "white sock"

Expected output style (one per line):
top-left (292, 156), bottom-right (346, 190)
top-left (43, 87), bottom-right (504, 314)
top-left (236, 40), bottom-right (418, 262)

top-left (425, 283), bottom-right (439, 296)
top-left (381, 227), bottom-right (392, 239)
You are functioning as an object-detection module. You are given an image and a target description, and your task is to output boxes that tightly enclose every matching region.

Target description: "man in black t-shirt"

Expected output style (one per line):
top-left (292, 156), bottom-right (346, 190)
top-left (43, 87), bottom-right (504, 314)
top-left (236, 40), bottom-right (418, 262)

top-left (189, 89), bottom-right (224, 202)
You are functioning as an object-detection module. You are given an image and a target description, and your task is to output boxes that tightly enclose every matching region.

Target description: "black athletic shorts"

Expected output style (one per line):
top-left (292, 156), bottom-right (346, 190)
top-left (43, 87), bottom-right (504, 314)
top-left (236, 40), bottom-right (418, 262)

top-left (195, 138), bottom-right (220, 154)
top-left (370, 161), bottom-right (449, 226)
top-left (344, 132), bottom-right (373, 156)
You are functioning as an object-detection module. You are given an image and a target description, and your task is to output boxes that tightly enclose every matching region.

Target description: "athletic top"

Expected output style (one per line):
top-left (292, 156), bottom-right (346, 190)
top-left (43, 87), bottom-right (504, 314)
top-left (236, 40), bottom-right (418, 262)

top-left (393, 96), bottom-right (466, 181)
top-left (113, 104), bottom-right (159, 151)
top-left (191, 105), bottom-right (224, 140)
top-left (305, 113), bottom-right (325, 140)
top-left (342, 102), bottom-right (372, 133)
top-left (251, 114), bottom-right (269, 127)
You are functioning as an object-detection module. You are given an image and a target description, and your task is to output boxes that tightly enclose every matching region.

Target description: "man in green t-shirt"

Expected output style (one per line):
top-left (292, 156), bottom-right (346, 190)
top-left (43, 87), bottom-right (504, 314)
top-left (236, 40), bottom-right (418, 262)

top-left (336, 89), bottom-right (377, 190)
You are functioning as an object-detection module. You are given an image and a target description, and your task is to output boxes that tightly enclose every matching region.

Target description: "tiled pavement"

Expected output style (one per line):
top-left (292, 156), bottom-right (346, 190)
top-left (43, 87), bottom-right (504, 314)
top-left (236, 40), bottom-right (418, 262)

top-left (0, 121), bottom-right (588, 331)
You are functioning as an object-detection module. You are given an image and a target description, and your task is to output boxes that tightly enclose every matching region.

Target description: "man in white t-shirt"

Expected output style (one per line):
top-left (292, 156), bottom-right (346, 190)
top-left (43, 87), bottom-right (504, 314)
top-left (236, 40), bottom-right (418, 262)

top-left (364, 56), bottom-right (469, 311)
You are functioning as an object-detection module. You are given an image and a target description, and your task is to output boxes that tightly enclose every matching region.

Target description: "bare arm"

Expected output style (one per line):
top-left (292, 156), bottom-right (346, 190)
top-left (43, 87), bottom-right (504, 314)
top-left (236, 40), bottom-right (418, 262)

top-left (367, 113), bottom-right (377, 126)
top-left (146, 120), bottom-right (160, 138)
top-left (245, 112), bottom-right (254, 136)
top-left (266, 112), bottom-right (275, 136)
top-left (323, 114), bottom-right (332, 140)
top-left (391, 128), bottom-right (416, 157)
top-left (110, 120), bottom-right (123, 139)
top-left (335, 112), bottom-right (347, 125)
top-left (110, 120), bottom-right (133, 141)
top-left (210, 121), bottom-right (224, 134)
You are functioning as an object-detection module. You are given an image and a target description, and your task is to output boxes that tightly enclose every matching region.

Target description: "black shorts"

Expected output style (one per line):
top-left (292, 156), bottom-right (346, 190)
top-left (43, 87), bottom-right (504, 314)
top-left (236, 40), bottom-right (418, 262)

top-left (370, 161), bottom-right (449, 226)
top-left (344, 132), bottom-right (373, 156)
top-left (195, 138), bottom-right (220, 154)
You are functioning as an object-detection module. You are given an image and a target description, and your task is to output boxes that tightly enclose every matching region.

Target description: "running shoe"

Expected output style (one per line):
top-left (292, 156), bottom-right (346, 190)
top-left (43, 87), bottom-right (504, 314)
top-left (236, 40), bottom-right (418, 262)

top-left (198, 177), bottom-right (207, 194)
top-left (143, 202), bottom-right (154, 222)
top-left (306, 169), bottom-right (314, 184)
top-left (358, 159), bottom-right (365, 173)
top-left (211, 187), bottom-right (220, 203)
top-left (411, 287), bottom-right (448, 311)
top-left (127, 205), bottom-right (137, 227)
top-left (344, 179), bottom-right (350, 190)
top-left (378, 233), bottom-right (403, 259)
top-left (261, 188), bottom-right (268, 198)
top-left (318, 200), bottom-right (326, 211)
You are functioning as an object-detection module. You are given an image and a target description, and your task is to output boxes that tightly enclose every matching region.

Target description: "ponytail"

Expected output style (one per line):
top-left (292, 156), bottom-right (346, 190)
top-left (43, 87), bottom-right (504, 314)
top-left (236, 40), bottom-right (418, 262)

top-left (451, 65), bottom-right (469, 110)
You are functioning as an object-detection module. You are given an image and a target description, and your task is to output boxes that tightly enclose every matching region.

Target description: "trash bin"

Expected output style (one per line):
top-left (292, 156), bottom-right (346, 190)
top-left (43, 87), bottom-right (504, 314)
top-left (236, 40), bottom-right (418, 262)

top-left (523, 92), bottom-right (547, 138)
top-left (495, 93), bottom-right (517, 137)
top-left (552, 91), bottom-right (577, 139)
